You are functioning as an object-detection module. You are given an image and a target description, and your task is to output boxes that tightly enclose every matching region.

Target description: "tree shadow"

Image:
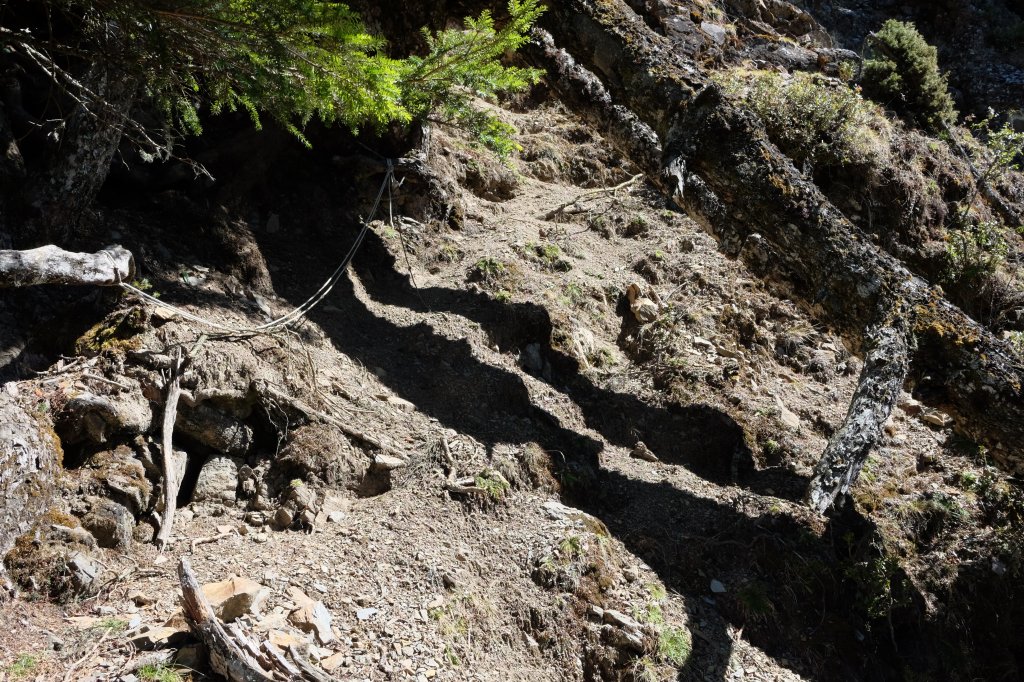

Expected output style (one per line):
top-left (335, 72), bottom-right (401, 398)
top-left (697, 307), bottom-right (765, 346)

top-left (117, 136), bottom-right (929, 680)
top-left (240, 207), bottom-right (922, 680)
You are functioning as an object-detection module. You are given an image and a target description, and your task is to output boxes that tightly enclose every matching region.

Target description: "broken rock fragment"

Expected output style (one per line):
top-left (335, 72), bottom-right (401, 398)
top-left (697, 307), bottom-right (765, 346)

top-left (200, 575), bottom-right (269, 622)
top-left (287, 587), bottom-right (333, 644)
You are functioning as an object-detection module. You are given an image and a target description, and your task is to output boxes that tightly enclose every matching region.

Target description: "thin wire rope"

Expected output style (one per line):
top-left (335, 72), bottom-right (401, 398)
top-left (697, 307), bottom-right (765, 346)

top-left (119, 162), bottom-right (394, 334)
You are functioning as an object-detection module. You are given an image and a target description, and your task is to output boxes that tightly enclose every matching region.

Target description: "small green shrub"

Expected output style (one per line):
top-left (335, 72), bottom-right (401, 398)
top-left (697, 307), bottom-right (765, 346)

top-left (526, 241), bottom-right (572, 271)
top-left (469, 256), bottom-right (507, 285)
top-left (718, 69), bottom-right (889, 170)
top-left (6, 654), bottom-right (40, 680)
top-left (736, 582), bottom-right (776, 623)
top-left (139, 664), bottom-right (186, 682)
top-left (657, 626), bottom-right (692, 666)
top-left (623, 215), bottom-right (650, 237)
top-left (474, 469), bottom-right (510, 501)
top-left (946, 220), bottom-right (1009, 282)
top-left (861, 20), bottom-right (956, 133)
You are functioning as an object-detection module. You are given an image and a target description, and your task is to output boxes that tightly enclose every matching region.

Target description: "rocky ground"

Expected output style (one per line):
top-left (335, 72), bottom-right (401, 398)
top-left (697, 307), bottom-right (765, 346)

top-left (8, 0), bottom-right (1024, 671)
top-left (2, 88), bottom-right (1018, 682)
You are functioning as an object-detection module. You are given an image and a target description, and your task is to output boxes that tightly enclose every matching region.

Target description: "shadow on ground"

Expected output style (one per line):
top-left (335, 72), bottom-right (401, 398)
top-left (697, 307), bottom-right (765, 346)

top-left (242, 207), bottom-right (921, 680)
top-left (117, 136), bottom-right (928, 680)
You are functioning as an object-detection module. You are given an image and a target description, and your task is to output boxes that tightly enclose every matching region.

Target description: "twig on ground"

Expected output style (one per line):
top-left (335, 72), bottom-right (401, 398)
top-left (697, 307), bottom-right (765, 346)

top-left (542, 173), bottom-right (643, 220)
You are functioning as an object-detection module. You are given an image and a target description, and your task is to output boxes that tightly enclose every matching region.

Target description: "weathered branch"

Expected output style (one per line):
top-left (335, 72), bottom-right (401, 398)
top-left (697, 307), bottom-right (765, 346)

top-left (0, 245), bottom-right (134, 287)
top-left (542, 173), bottom-right (645, 219)
top-left (537, 0), bottom-right (1024, 476)
top-left (807, 307), bottom-right (913, 513)
top-left (177, 557), bottom-right (275, 682)
top-left (155, 350), bottom-right (185, 550)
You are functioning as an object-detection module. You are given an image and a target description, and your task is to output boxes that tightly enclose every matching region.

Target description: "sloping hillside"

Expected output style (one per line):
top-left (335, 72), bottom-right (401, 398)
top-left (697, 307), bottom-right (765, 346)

top-left (2, 1), bottom-right (1024, 681)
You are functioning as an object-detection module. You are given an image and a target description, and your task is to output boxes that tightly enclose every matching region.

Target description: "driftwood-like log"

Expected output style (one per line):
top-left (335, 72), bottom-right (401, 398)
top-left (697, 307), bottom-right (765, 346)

top-left (535, 0), bottom-right (1024, 487)
top-left (807, 309), bottom-right (913, 512)
top-left (177, 557), bottom-right (274, 682)
top-left (0, 245), bottom-right (133, 287)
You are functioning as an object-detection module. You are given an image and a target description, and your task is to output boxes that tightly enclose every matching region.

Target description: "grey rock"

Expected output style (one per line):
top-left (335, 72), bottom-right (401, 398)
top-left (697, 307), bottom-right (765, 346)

top-left (630, 442), bottom-right (660, 463)
top-left (603, 609), bottom-right (642, 631)
top-left (287, 483), bottom-right (318, 512)
top-left (700, 21), bottom-right (729, 45)
top-left (600, 624), bottom-right (645, 653)
top-left (710, 579), bottom-right (727, 594)
top-left (176, 403), bottom-right (253, 456)
top-left (81, 497), bottom-right (134, 549)
top-left (68, 552), bottom-right (103, 592)
top-left (0, 394), bottom-right (61, 560)
top-left (192, 455), bottom-right (241, 504)
top-left (371, 454), bottom-right (408, 472)
top-left (61, 386), bottom-right (153, 444)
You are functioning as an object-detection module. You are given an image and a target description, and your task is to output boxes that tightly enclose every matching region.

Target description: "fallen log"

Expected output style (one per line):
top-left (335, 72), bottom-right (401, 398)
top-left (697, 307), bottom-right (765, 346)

top-left (533, 0), bottom-right (1024, 494)
top-left (808, 306), bottom-right (914, 512)
top-left (0, 244), bottom-right (133, 287)
top-left (177, 557), bottom-right (274, 682)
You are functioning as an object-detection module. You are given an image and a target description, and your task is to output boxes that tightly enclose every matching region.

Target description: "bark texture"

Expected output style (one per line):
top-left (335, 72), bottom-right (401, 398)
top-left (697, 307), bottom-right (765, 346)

top-left (535, 0), bottom-right (1024, 479)
top-left (156, 352), bottom-right (185, 549)
top-left (0, 393), bottom-right (62, 571)
top-left (178, 557), bottom-right (275, 682)
top-left (0, 245), bottom-right (134, 287)
top-left (21, 65), bottom-right (137, 245)
top-left (808, 308), bottom-right (913, 512)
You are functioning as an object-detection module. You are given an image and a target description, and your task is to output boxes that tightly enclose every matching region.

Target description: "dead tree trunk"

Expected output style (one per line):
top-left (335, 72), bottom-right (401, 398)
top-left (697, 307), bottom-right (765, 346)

top-left (0, 245), bottom-right (134, 287)
top-left (19, 64), bottom-right (137, 246)
top-left (155, 350), bottom-right (185, 550)
top-left (534, 0), bottom-right (1024, 496)
top-left (807, 307), bottom-right (913, 512)
top-left (178, 558), bottom-right (275, 682)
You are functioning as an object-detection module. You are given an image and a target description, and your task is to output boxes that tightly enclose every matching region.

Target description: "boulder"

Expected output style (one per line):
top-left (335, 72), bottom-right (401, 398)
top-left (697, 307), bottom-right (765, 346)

top-left (81, 497), bottom-right (134, 549)
top-left (176, 403), bottom-right (253, 456)
top-left (201, 575), bottom-right (269, 622)
top-left (0, 393), bottom-right (61, 562)
top-left (192, 455), bottom-right (241, 503)
top-left (59, 385), bottom-right (152, 444)
top-left (287, 587), bottom-right (333, 644)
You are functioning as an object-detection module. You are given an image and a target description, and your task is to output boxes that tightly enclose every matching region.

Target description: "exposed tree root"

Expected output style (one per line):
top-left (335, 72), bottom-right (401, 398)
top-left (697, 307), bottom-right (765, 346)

top-left (807, 305), bottom-right (914, 512)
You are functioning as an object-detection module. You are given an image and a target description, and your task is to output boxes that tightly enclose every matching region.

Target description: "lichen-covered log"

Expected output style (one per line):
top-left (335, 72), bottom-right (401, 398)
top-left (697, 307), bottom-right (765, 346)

top-left (0, 244), bottom-right (134, 287)
top-left (537, 0), bottom-right (1024, 473)
top-left (808, 308), bottom-right (913, 513)
top-left (0, 393), bottom-right (62, 578)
